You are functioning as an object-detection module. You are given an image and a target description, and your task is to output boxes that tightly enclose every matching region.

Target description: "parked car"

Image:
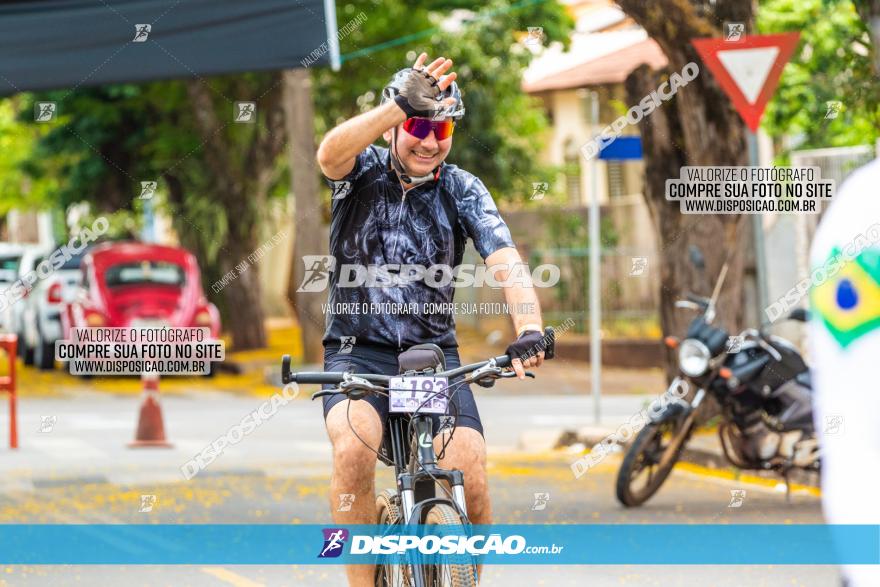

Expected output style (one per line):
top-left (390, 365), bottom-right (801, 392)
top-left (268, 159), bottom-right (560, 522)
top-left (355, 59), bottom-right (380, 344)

top-left (7, 245), bottom-right (52, 365)
top-left (20, 246), bottom-right (92, 369)
top-left (0, 244), bottom-right (25, 333)
top-left (62, 242), bottom-right (221, 369)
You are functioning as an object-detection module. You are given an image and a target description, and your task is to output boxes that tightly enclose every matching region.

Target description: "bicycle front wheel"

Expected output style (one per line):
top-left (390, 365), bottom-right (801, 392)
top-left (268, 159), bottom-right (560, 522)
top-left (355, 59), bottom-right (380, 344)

top-left (423, 504), bottom-right (477, 587)
top-left (376, 489), bottom-right (407, 587)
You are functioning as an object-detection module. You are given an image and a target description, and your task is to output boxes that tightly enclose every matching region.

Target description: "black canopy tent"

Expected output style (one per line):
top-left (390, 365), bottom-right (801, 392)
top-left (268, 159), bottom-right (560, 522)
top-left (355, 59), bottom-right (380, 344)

top-left (0, 0), bottom-right (340, 96)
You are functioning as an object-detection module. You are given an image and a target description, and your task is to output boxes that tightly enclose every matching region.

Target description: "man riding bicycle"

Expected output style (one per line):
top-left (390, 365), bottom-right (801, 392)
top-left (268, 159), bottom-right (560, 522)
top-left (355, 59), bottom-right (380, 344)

top-left (315, 53), bottom-right (547, 586)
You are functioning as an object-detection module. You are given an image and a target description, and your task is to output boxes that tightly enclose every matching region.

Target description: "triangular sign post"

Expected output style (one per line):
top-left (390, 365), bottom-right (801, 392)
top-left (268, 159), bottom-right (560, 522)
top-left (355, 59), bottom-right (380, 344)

top-left (692, 32), bottom-right (800, 132)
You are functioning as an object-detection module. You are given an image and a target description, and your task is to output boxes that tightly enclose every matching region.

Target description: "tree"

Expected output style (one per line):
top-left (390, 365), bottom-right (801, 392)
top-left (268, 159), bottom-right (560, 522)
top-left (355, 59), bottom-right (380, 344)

top-left (182, 75), bottom-right (287, 349)
top-left (0, 98), bottom-right (60, 217)
top-left (761, 0), bottom-right (880, 151)
top-left (853, 0), bottom-right (880, 27)
top-left (616, 0), bottom-right (755, 374)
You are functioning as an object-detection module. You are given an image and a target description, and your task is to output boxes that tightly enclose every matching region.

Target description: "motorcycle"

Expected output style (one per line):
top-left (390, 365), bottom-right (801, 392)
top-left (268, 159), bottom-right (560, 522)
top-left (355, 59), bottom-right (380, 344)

top-left (615, 246), bottom-right (819, 507)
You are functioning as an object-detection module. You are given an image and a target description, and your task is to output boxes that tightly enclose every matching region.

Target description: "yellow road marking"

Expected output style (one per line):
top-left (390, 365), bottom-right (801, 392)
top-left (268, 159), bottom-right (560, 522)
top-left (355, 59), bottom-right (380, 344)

top-left (200, 567), bottom-right (266, 587)
top-left (489, 449), bottom-right (821, 496)
top-left (673, 461), bottom-right (822, 497)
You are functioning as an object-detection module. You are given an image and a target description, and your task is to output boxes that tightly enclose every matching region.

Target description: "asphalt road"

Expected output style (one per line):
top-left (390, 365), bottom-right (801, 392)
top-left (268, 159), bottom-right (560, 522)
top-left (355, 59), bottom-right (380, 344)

top-left (0, 451), bottom-right (835, 586)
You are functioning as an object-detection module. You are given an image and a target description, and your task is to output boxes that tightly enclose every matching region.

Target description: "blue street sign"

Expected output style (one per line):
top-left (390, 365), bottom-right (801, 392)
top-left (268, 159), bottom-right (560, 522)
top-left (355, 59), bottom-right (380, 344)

top-left (598, 135), bottom-right (643, 160)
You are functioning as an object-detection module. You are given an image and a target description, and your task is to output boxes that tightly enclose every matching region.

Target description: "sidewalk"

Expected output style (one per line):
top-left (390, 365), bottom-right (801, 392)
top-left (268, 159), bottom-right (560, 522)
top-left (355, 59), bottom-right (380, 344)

top-left (456, 328), bottom-right (667, 396)
top-left (531, 409), bottom-right (822, 491)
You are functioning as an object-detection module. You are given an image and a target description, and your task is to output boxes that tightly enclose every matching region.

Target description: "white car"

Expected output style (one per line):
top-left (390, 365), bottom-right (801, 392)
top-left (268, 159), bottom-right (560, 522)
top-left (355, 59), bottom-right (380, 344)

top-left (5, 245), bottom-right (52, 365)
top-left (0, 244), bottom-right (25, 333)
top-left (20, 246), bottom-right (90, 369)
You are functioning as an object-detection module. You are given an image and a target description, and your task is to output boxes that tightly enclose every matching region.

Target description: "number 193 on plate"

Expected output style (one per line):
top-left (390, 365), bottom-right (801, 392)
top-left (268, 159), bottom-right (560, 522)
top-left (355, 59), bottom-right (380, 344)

top-left (388, 376), bottom-right (449, 414)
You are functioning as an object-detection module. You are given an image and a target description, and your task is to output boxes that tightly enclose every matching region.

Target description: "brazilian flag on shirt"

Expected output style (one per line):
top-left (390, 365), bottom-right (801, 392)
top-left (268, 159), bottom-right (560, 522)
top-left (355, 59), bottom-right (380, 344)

top-left (811, 247), bottom-right (880, 348)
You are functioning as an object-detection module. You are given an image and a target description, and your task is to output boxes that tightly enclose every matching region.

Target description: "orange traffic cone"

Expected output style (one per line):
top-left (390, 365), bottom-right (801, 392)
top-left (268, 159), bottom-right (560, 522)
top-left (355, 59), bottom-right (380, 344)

top-left (128, 372), bottom-right (173, 448)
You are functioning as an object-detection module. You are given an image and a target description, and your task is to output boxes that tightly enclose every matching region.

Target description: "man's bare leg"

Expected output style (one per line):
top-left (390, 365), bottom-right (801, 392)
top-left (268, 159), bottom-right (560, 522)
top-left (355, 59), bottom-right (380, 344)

top-left (435, 427), bottom-right (491, 579)
top-left (326, 399), bottom-right (383, 587)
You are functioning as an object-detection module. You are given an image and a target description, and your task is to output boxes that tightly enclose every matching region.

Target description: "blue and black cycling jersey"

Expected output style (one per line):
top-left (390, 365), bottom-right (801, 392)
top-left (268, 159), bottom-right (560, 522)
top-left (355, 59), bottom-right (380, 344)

top-left (320, 145), bottom-right (515, 350)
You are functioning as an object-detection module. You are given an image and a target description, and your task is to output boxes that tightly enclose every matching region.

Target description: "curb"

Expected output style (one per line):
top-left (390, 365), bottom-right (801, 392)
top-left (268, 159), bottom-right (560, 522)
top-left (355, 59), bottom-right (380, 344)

top-left (537, 427), bottom-right (821, 489)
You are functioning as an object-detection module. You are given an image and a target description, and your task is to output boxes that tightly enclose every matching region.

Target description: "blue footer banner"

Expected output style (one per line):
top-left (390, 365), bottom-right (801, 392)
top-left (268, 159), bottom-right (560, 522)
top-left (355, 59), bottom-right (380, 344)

top-left (0, 524), bottom-right (877, 565)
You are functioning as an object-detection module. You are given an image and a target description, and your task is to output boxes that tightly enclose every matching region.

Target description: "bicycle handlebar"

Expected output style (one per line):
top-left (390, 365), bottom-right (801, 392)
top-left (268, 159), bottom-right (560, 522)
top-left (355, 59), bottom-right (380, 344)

top-left (280, 326), bottom-right (554, 386)
top-left (287, 371), bottom-right (391, 385)
top-left (284, 354), bottom-right (511, 386)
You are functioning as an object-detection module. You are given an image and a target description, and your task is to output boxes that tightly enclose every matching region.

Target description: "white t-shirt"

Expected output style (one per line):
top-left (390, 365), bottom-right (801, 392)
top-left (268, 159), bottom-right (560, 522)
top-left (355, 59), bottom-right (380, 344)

top-left (808, 158), bottom-right (880, 586)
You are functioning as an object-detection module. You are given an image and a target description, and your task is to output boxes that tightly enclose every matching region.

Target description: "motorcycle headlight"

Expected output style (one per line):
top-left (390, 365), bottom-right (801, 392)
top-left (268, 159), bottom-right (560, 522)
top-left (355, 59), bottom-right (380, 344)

top-left (678, 338), bottom-right (711, 377)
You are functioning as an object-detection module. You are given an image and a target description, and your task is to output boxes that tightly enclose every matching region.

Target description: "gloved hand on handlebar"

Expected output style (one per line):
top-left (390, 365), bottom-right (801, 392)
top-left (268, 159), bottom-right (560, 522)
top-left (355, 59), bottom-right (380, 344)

top-left (505, 329), bottom-right (547, 380)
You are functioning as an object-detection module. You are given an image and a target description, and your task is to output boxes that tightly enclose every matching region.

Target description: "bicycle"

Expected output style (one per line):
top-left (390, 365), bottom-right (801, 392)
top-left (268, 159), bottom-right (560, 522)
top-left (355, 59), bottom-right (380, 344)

top-left (280, 327), bottom-right (555, 587)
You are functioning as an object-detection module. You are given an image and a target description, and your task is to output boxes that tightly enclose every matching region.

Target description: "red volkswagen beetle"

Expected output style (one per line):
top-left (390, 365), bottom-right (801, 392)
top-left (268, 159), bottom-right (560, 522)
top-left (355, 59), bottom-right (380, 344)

top-left (62, 242), bottom-right (220, 337)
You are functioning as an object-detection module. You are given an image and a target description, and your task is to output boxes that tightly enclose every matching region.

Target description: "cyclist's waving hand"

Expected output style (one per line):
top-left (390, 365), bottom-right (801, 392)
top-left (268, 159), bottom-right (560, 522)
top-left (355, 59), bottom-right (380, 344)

top-left (316, 52), bottom-right (457, 180)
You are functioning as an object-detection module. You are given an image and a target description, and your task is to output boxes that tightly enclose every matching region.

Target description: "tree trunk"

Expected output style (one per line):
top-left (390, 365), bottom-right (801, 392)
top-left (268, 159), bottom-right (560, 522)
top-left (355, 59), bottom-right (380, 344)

top-left (855, 0), bottom-right (880, 72)
top-left (185, 79), bottom-right (270, 351)
top-left (618, 0), bottom-right (754, 378)
top-left (282, 68), bottom-right (326, 364)
top-left (625, 65), bottom-right (747, 380)
top-left (220, 238), bottom-right (268, 350)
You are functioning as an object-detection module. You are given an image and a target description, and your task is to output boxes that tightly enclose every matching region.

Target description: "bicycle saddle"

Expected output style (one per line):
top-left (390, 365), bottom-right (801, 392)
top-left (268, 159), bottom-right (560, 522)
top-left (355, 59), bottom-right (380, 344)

top-left (398, 343), bottom-right (446, 374)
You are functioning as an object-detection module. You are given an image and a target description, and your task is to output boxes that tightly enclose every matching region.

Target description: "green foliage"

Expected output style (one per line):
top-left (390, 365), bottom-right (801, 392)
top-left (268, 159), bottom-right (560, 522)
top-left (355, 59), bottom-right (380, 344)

top-left (760, 0), bottom-right (880, 149)
top-left (0, 99), bottom-right (60, 214)
top-left (18, 85), bottom-right (162, 213)
top-left (12, 71), bottom-right (283, 258)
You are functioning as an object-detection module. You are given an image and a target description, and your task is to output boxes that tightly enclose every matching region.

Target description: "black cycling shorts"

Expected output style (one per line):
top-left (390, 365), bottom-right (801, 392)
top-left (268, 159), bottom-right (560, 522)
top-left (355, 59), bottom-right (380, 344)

top-left (321, 343), bottom-right (484, 437)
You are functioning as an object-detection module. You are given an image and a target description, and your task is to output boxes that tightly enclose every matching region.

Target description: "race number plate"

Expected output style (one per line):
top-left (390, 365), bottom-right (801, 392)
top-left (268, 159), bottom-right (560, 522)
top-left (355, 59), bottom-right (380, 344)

top-left (388, 376), bottom-right (449, 414)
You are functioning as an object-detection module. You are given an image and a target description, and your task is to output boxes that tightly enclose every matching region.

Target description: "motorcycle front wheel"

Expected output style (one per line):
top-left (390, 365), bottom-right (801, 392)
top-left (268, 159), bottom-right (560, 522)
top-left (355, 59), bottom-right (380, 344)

top-left (615, 415), bottom-right (693, 507)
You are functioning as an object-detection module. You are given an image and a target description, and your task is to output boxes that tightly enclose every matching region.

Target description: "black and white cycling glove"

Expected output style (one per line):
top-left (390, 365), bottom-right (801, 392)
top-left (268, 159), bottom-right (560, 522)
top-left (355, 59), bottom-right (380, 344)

top-left (393, 67), bottom-right (443, 118)
top-left (505, 329), bottom-right (550, 363)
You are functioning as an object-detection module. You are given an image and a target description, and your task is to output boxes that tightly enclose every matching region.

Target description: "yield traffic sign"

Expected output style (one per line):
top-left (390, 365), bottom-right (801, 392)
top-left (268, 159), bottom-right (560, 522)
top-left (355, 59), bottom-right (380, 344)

top-left (692, 32), bottom-right (800, 132)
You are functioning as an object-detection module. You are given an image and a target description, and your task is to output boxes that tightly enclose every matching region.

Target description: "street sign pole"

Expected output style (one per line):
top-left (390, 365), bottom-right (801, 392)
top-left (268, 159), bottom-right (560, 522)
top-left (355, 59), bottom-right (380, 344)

top-left (591, 130), bottom-right (643, 425)
top-left (589, 91), bottom-right (601, 425)
top-left (748, 130), bottom-right (769, 314)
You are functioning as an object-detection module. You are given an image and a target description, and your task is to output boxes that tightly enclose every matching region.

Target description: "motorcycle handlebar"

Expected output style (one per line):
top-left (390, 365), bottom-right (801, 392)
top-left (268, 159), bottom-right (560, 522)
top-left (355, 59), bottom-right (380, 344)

top-left (728, 354), bottom-right (770, 383)
top-left (686, 293), bottom-right (710, 307)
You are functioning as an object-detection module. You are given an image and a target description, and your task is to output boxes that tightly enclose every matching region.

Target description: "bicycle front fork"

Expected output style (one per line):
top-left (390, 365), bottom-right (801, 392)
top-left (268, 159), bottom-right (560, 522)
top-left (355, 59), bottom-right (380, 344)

top-left (399, 416), bottom-right (468, 523)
